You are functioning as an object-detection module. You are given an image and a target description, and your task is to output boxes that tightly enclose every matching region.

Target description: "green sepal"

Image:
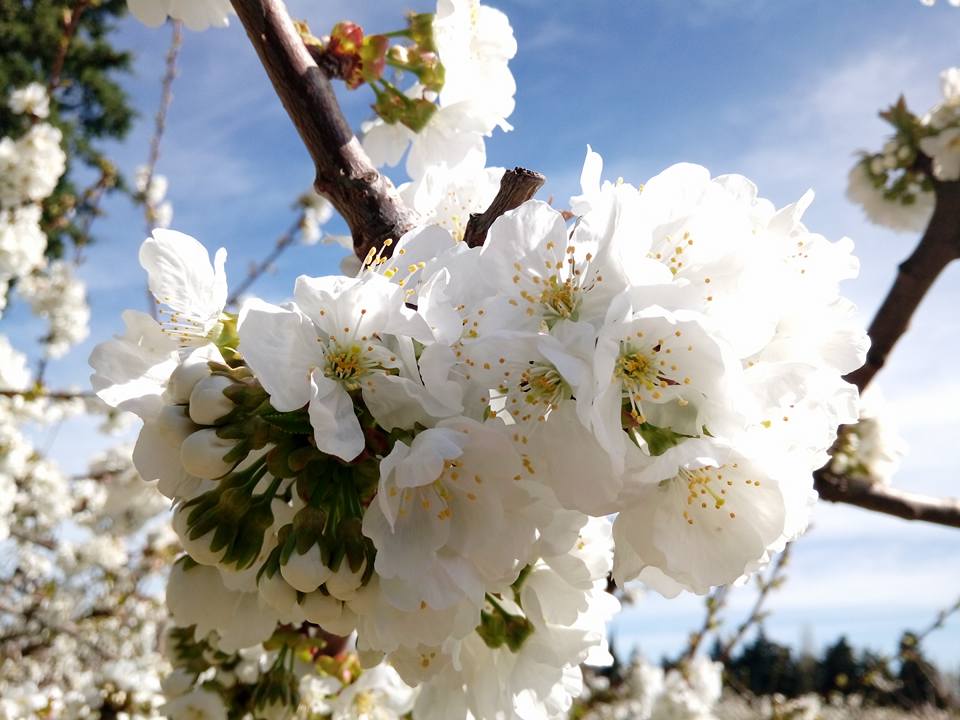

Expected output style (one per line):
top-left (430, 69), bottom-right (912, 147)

top-left (261, 410), bottom-right (315, 435)
top-left (635, 422), bottom-right (693, 456)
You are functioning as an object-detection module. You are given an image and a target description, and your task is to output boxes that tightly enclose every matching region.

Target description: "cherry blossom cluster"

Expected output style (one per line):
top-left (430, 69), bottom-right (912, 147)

top-left (126, 0), bottom-right (234, 32)
top-left (0, 378), bottom-right (174, 718)
top-left (0, 84), bottom-right (90, 357)
top-left (829, 390), bottom-right (907, 487)
top-left (90, 133), bottom-right (866, 717)
top-left (362, 0), bottom-right (517, 181)
top-left (0, 84), bottom-right (66, 314)
top-left (580, 656), bottom-right (723, 720)
top-left (847, 67), bottom-right (960, 233)
top-left (161, 624), bottom-right (419, 719)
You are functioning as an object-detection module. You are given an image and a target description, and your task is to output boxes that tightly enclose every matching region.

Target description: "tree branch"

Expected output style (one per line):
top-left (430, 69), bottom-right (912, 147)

top-left (846, 179), bottom-right (960, 392)
top-left (229, 0), bottom-right (418, 261)
top-left (718, 542), bottom-right (792, 662)
top-left (0, 388), bottom-right (94, 401)
top-left (679, 585), bottom-right (728, 665)
top-left (814, 177), bottom-right (960, 529)
top-left (463, 167), bottom-right (546, 247)
top-left (815, 470), bottom-right (960, 529)
top-left (48, 0), bottom-right (92, 92)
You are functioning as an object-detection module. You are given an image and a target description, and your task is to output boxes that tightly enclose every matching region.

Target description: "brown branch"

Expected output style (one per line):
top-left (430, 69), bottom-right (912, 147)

top-left (8, 529), bottom-right (57, 552)
top-left (463, 167), bottom-right (546, 247)
top-left (679, 585), bottom-right (729, 665)
top-left (229, 0), bottom-right (419, 261)
top-left (140, 20), bottom-right (183, 320)
top-left (48, 0), bottom-right (91, 92)
top-left (0, 388), bottom-right (94, 401)
top-left (846, 179), bottom-right (960, 392)
top-left (916, 595), bottom-right (960, 643)
top-left (815, 469), bottom-right (960, 529)
top-left (140, 19), bottom-right (182, 228)
top-left (814, 176), bottom-right (960, 529)
top-left (718, 542), bottom-right (792, 662)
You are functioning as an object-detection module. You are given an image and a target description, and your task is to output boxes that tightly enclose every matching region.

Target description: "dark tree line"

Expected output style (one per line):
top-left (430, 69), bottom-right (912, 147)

top-left (705, 631), bottom-right (956, 710)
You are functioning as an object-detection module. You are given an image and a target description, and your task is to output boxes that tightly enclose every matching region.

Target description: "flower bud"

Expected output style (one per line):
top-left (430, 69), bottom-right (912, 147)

top-left (258, 570), bottom-right (298, 614)
top-left (323, 603), bottom-right (358, 636)
top-left (189, 375), bottom-right (236, 425)
top-left (217, 670), bottom-right (238, 689)
top-left (180, 428), bottom-right (236, 479)
top-left (280, 546), bottom-right (331, 593)
top-left (156, 403), bottom-right (197, 443)
top-left (166, 352), bottom-right (215, 404)
top-left (172, 502), bottom-right (224, 566)
top-left (300, 591), bottom-right (343, 624)
top-left (325, 558), bottom-right (366, 601)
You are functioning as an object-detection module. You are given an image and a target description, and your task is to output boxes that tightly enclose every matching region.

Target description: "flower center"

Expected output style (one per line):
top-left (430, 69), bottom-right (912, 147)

top-left (616, 346), bottom-right (659, 421)
top-left (538, 276), bottom-right (580, 321)
top-left (519, 364), bottom-right (567, 409)
top-left (353, 689), bottom-right (377, 714)
top-left (324, 343), bottom-right (373, 390)
top-left (615, 334), bottom-right (688, 424)
top-left (670, 465), bottom-right (747, 526)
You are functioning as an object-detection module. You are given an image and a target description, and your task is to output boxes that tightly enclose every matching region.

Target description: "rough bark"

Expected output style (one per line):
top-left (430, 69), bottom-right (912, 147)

top-left (230, 0), bottom-right (419, 261)
top-left (463, 167), bottom-right (546, 247)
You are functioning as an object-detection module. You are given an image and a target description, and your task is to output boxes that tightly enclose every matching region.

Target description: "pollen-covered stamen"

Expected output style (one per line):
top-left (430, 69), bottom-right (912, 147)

top-left (472, 354), bottom-right (571, 425)
top-left (518, 363), bottom-right (567, 412)
top-left (360, 238), bottom-right (394, 273)
top-left (538, 275), bottom-right (580, 320)
top-left (616, 345), bottom-right (668, 420)
top-left (670, 463), bottom-right (756, 526)
top-left (323, 343), bottom-right (379, 390)
top-left (649, 230), bottom-right (695, 276)
top-left (395, 459), bottom-right (475, 523)
top-left (352, 690), bottom-right (377, 714)
top-left (154, 303), bottom-right (220, 345)
top-left (511, 234), bottom-right (603, 326)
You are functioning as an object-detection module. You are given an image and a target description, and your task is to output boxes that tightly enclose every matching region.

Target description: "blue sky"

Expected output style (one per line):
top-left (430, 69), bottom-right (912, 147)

top-left (5, 0), bottom-right (960, 669)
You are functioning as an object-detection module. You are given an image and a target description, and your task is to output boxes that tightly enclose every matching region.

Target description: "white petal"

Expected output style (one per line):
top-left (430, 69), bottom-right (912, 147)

top-left (238, 298), bottom-right (316, 412)
top-left (308, 369), bottom-right (365, 461)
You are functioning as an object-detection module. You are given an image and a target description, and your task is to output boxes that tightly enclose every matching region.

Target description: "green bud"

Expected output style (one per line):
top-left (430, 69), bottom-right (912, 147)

top-left (359, 35), bottom-right (388, 84)
top-left (400, 97), bottom-right (438, 133)
top-left (407, 12), bottom-right (437, 53)
top-left (477, 609), bottom-right (508, 649)
top-left (504, 614), bottom-right (535, 652)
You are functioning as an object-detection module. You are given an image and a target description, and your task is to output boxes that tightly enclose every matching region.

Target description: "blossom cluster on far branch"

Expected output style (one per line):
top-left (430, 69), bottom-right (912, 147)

top-left (847, 67), bottom-right (960, 233)
top-left (126, 0), bottom-right (234, 32)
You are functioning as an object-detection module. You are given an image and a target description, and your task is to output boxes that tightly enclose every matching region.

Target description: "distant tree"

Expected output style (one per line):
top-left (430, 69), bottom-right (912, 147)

top-left (727, 631), bottom-right (801, 697)
top-left (897, 631), bottom-right (950, 709)
top-left (0, 0), bottom-right (132, 257)
top-left (818, 636), bottom-right (864, 696)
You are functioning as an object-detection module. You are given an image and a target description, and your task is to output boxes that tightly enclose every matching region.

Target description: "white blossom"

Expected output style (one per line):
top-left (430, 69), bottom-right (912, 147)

top-left (127, 0), bottom-right (234, 31)
top-left (330, 664), bottom-right (417, 720)
top-left (8, 82), bottom-right (50, 119)
top-left (845, 161), bottom-right (933, 233)
top-left (140, 229), bottom-right (228, 346)
top-left (17, 260), bottom-right (91, 358)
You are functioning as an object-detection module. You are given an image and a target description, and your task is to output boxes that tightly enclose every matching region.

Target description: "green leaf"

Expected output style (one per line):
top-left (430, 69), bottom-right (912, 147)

top-left (635, 422), bottom-right (693, 456)
top-left (261, 410), bottom-right (314, 435)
